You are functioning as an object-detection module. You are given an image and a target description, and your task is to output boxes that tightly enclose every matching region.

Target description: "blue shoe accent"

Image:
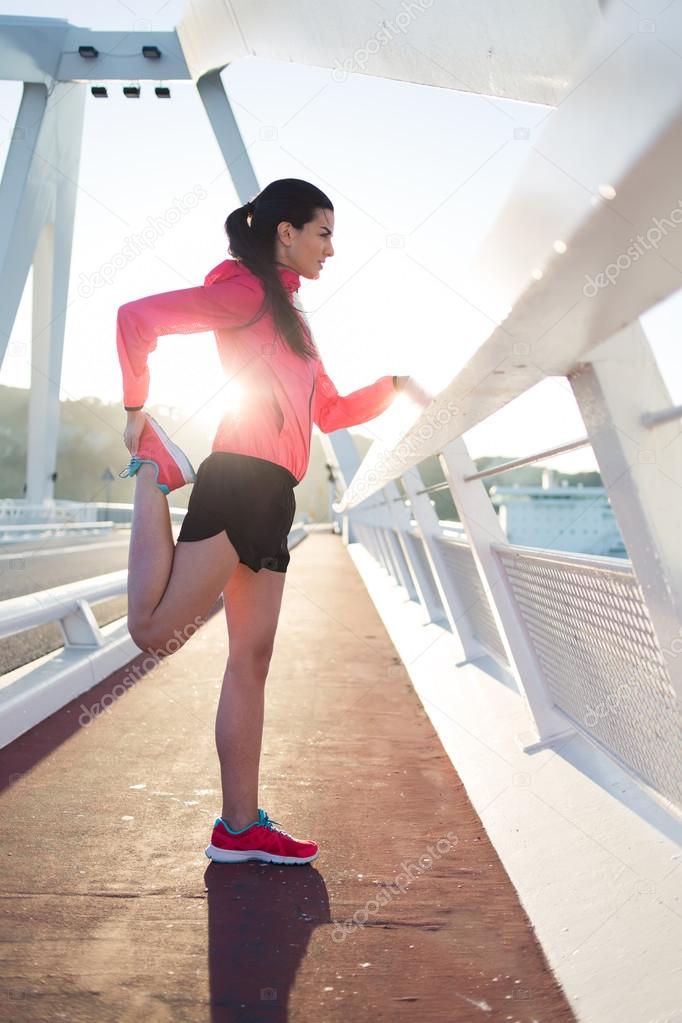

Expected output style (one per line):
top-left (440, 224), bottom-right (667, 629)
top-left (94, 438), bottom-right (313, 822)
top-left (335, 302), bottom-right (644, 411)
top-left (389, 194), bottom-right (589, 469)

top-left (216, 809), bottom-right (279, 834)
top-left (117, 457), bottom-right (169, 495)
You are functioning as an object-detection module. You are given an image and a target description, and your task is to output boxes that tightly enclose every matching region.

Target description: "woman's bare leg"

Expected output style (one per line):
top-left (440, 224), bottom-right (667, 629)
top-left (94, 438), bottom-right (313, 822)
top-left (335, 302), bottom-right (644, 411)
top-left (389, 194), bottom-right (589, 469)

top-left (126, 465), bottom-right (175, 624)
top-left (216, 563), bottom-right (287, 829)
top-left (126, 465), bottom-right (240, 653)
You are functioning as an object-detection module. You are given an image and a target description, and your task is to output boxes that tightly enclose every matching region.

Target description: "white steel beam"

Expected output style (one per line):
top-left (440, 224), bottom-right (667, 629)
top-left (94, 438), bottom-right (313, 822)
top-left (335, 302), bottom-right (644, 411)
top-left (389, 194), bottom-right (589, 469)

top-left (0, 82), bottom-right (86, 504)
top-left (195, 69), bottom-right (259, 203)
top-left (336, 0), bottom-right (682, 510)
top-left (177, 0), bottom-right (601, 105)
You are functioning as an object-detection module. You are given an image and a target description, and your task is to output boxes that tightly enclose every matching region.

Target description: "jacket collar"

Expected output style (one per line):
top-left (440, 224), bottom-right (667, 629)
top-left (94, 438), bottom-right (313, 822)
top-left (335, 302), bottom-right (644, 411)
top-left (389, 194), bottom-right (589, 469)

top-left (204, 258), bottom-right (301, 294)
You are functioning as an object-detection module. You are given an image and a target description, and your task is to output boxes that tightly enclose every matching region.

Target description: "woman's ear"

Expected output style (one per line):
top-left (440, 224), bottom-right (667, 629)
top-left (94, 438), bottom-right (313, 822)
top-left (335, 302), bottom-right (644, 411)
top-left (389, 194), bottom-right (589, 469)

top-left (277, 221), bottom-right (294, 247)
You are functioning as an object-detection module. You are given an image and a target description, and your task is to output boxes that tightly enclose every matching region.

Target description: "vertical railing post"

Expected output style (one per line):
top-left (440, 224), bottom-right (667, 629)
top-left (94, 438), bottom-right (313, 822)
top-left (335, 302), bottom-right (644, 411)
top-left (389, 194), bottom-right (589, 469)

top-left (400, 465), bottom-right (487, 664)
top-left (438, 436), bottom-right (575, 747)
top-left (569, 321), bottom-right (682, 709)
top-left (382, 479), bottom-right (449, 618)
top-left (374, 485), bottom-right (418, 597)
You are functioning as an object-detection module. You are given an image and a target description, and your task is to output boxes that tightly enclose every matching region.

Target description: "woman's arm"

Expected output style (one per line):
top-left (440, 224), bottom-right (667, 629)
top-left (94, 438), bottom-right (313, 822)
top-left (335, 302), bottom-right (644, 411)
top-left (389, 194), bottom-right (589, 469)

top-left (312, 358), bottom-right (400, 433)
top-left (116, 279), bottom-right (259, 410)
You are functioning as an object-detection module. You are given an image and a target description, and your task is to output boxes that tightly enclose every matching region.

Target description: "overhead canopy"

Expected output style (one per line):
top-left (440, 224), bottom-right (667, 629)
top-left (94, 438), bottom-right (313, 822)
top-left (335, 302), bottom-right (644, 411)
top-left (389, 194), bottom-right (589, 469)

top-left (177, 0), bottom-right (604, 106)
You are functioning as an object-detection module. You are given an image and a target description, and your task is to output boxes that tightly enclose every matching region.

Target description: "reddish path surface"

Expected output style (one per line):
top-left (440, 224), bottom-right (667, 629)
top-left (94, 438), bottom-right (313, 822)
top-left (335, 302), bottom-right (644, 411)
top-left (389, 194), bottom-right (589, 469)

top-left (0, 531), bottom-right (577, 1022)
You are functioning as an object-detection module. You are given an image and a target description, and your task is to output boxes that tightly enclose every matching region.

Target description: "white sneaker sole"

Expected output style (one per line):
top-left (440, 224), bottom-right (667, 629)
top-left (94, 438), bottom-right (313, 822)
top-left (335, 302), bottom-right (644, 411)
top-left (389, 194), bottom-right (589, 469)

top-left (145, 414), bottom-right (196, 485)
top-left (204, 843), bottom-right (320, 865)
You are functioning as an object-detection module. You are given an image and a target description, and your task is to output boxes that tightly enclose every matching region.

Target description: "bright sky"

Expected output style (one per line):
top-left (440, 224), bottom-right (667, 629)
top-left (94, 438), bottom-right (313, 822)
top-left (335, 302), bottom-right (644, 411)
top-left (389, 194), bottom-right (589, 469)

top-left (1, 0), bottom-right (680, 467)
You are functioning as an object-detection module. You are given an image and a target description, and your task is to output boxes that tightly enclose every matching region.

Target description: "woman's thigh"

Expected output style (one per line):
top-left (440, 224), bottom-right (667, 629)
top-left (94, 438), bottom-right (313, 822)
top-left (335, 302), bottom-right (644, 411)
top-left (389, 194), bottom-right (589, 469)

top-left (138, 531), bottom-right (241, 650)
top-left (223, 562), bottom-right (287, 673)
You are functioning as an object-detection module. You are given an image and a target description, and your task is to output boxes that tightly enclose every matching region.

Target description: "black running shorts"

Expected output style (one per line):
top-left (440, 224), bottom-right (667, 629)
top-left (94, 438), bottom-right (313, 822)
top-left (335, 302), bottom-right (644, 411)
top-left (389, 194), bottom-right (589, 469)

top-left (176, 451), bottom-right (298, 573)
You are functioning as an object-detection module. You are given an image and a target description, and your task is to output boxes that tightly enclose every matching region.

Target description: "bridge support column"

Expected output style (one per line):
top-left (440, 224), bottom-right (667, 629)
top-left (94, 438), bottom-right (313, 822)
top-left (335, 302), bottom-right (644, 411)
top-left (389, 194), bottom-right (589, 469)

top-left (0, 82), bottom-right (86, 506)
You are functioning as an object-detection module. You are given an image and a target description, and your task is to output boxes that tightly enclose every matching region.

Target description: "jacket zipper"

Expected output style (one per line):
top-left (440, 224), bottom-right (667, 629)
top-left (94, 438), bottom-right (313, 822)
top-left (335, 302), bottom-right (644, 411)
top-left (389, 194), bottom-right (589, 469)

top-left (307, 376), bottom-right (314, 442)
top-left (293, 291), bottom-right (316, 454)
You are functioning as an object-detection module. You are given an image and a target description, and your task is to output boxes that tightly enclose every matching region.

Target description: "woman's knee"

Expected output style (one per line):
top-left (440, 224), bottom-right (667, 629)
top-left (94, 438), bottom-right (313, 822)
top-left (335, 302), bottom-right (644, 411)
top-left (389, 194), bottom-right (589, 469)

top-left (228, 643), bottom-right (275, 681)
top-left (129, 618), bottom-right (188, 657)
top-left (128, 614), bottom-right (152, 652)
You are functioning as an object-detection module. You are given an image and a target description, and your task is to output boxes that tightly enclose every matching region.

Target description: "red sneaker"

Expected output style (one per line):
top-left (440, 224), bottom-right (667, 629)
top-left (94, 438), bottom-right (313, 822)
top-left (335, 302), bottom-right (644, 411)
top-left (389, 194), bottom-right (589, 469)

top-left (118, 413), bottom-right (196, 495)
top-left (205, 808), bottom-right (320, 865)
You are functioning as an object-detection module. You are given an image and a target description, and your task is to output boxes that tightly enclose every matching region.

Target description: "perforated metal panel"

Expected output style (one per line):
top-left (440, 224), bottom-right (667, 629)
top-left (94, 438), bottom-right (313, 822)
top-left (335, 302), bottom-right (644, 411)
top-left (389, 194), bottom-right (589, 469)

top-left (404, 532), bottom-right (448, 625)
top-left (434, 536), bottom-right (510, 668)
top-left (495, 544), bottom-right (682, 808)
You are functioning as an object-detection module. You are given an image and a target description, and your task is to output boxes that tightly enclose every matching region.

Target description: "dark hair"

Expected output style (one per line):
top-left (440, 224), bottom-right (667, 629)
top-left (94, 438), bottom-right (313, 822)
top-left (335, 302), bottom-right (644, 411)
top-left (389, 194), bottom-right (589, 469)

top-left (224, 178), bottom-right (333, 360)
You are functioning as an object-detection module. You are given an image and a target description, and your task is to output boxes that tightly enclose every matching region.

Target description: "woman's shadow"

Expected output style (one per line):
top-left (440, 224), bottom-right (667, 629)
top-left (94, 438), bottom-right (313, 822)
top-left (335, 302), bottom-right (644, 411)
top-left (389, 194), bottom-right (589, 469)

top-left (205, 860), bottom-right (330, 1022)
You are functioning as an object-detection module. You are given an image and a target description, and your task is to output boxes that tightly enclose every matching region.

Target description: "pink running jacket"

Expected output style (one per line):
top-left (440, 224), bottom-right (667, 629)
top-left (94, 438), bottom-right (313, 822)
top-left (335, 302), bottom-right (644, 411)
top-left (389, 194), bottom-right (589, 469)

top-left (116, 259), bottom-right (397, 482)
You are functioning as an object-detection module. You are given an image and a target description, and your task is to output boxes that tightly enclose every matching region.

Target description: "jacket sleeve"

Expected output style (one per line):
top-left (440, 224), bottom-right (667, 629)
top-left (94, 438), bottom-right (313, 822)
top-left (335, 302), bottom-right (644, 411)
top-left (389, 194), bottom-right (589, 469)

top-left (312, 357), bottom-right (397, 433)
top-left (116, 279), bottom-right (259, 408)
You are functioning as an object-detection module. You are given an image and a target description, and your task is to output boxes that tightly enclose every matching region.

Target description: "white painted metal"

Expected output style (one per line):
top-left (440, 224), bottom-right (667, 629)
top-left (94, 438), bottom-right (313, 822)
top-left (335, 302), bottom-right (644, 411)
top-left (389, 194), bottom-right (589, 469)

top-left (569, 322), bottom-right (682, 708)
top-left (432, 534), bottom-right (511, 668)
top-left (365, 497), bottom-right (393, 577)
top-left (0, 618), bottom-right (141, 750)
top-left (375, 484), bottom-right (420, 600)
top-left (335, 0), bottom-right (682, 510)
top-left (641, 403), bottom-right (682, 428)
top-left (195, 69), bottom-right (259, 202)
top-left (438, 437), bottom-right (576, 745)
top-left (0, 21), bottom-right (188, 83)
top-left (0, 83), bottom-right (47, 367)
top-left (351, 539), bottom-right (682, 1023)
top-left (0, 81), bottom-right (86, 505)
top-left (177, 0), bottom-right (601, 104)
top-left (0, 527), bottom-right (310, 749)
top-left (0, 570), bottom-right (127, 641)
top-left (59, 598), bottom-right (105, 648)
top-left (0, 521), bottom-right (114, 537)
top-left (368, 498), bottom-right (398, 581)
top-left (0, 1), bottom-right (604, 508)
top-left (318, 432), bottom-right (430, 606)
top-left (493, 540), bottom-right (682, 807)
top-left (381, 482), bottom-right (431, 607)
top-left (316, 431), bottom-right (364, 542)
top-left (0, 500), bottom-right (187, 526)
top-left (400, 465), bottom-right (487, 662)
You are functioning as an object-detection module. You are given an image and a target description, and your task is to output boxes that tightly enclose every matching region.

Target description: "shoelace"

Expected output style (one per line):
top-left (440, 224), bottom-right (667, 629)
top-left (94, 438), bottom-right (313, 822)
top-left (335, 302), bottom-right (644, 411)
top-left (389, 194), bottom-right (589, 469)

top-left (259, 810), bottom-right (293, 838)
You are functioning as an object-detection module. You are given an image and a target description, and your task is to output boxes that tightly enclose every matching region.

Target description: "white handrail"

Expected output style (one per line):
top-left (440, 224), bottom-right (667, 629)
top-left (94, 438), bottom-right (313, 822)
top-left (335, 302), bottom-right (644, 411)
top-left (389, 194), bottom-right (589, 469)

top-left (0, 570), bottom-right (127, 640)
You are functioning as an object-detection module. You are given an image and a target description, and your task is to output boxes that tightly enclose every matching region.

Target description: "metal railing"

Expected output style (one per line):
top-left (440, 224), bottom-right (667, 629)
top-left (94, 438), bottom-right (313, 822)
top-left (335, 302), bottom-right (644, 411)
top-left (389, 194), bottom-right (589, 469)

top-left (346, 463), bottom-right (682, 814)
top-left (327, 322), bottom-right (682, 816)
top-left (0, 519), bottom-right (310, 749)
top-left (0, 499), bottom-right (188, 527)
top-left (0, 570), bottom-right (127, 645)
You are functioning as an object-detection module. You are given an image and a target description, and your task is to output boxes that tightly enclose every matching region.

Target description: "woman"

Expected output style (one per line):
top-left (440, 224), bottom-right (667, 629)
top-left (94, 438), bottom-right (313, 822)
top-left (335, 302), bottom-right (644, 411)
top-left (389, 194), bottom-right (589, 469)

top-left (116, 178), bottom-right (408, 865)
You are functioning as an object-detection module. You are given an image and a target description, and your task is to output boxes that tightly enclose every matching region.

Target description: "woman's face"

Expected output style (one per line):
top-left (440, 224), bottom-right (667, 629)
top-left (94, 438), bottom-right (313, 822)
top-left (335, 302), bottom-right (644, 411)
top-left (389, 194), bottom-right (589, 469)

top-left (276, 207), bottom-right (335, 280)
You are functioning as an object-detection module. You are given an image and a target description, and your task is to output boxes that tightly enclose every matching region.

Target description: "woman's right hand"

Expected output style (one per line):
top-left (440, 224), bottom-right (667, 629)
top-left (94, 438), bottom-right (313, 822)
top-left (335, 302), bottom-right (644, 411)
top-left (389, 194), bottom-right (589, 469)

top-left (123, 410), bottom-right (146, 456)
